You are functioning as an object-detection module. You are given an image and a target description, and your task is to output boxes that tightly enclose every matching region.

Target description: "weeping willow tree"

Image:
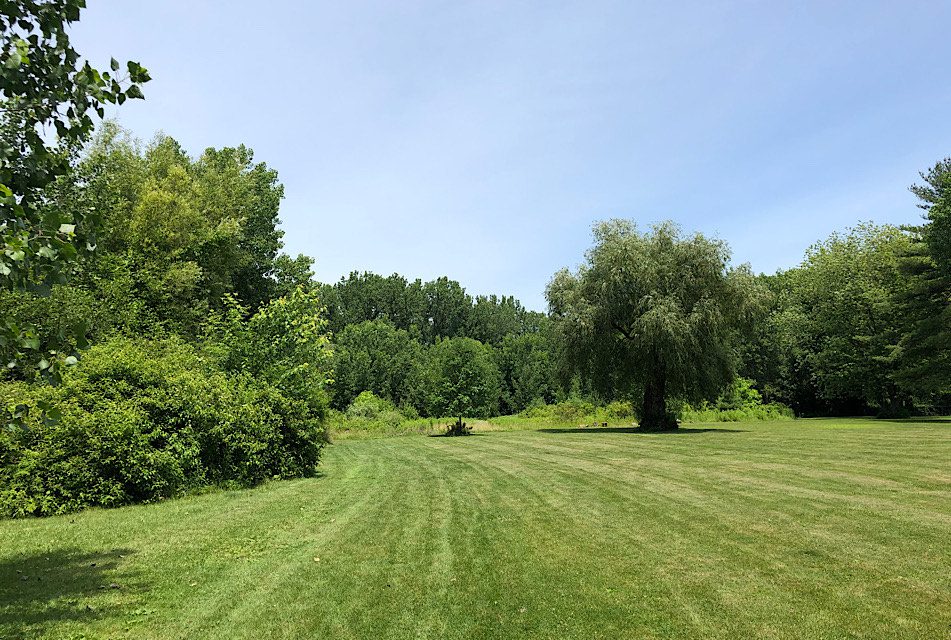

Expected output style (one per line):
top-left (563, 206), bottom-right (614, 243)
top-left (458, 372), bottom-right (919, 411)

top-left (546, 220), bottom-right (756, 430)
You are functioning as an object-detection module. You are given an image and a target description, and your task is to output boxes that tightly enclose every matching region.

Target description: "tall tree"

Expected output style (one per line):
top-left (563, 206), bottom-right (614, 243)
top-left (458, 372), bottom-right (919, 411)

top-left (467, 295), bottom-right (521, 345)
top-left (735, 272), bottom-right (824, 414)
top-left (891, 159), bottom-right (951, 401)
top-left (547, 220), bottom-right (754, 430)
top-left (782, 224), bottom-right (912, 415)
top-left (193, 144), bottom-right (286, 310)
top-left (67, 128), bottom-right (298, 335)
top-left (498, 331), bottom-right (556, 413)
top-left (321, 272), bottom-right (426, 335)
top-left (422, 276), bottom-right (471, 342)
top-left (428, 337), bottom-right (500, 423)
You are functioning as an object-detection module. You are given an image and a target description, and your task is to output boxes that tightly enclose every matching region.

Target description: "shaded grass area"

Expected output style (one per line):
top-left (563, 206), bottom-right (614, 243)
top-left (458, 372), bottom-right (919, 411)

top-left (1, 419), bottom-right (949, 639)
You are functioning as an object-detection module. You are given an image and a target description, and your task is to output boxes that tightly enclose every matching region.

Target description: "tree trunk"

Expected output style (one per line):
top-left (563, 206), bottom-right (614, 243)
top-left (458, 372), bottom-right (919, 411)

top-left (641, 365), bottom-right (677, 430)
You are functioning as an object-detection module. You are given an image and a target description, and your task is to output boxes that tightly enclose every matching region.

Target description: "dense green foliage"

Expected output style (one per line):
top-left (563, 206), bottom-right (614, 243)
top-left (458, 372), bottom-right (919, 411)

top-left (752, 225), bottom-right (913, 415)
top-left (736, 163), bottom-right (951, 416)
top-left (0, 119), bottom-right (334, 516)
top-left (679, 377), bottom-right (795, 422)
top-left (427, 337), bottom-right (500, 423)
top-left (331, 319), bottom-right (423, 411)
top-left (71, 125), bottom-right (313, 334)
top-left (889, 158), bottom-right (951, 400)
top-left (0, 336), bottom-right (325, 517)
top-left (323, 274), bottom-right (555, 418)
top-left (497, 331), bottom-right (557, 414)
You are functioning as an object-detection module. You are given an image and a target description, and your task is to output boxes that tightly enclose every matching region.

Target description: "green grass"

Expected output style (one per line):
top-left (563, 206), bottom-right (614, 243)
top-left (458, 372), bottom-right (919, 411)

top-left (2, 418), bottom-right (949, 639)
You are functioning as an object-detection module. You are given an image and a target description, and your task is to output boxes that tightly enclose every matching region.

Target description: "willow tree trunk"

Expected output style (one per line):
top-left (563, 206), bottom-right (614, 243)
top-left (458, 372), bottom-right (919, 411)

top-left (641, 364), bottom-right (677, 430)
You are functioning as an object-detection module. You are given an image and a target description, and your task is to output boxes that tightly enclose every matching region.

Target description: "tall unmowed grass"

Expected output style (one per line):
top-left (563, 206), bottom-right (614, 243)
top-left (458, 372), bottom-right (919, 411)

top-left (330, 390), bottom-right (795, 439)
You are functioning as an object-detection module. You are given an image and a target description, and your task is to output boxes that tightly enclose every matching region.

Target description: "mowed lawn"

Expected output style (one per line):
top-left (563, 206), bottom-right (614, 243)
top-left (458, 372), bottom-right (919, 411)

top-left (2, 420), bottom-right (949, 639)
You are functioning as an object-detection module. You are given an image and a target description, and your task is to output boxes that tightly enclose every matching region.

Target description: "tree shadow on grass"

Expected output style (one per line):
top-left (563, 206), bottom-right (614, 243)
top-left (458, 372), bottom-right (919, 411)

top-left (0, 547), bottom-right (143, 638)
top-left (539, 426), bottom-right (748, 434)
top-left (427, 432), bottom-right (492, 438)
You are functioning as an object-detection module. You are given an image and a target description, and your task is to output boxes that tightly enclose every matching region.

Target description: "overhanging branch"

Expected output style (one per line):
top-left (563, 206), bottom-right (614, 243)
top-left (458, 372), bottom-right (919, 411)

top-left (612, 322), bottom-right (634, 340)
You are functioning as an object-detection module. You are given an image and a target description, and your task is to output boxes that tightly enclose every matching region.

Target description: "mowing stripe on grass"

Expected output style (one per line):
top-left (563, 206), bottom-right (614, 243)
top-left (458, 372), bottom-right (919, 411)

top-left (1, 419), bottom-right (949, 639)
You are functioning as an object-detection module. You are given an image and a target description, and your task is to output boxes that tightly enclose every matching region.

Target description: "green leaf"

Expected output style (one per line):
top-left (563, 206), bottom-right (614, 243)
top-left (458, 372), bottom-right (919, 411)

top-left (111, 57), bottom-right (120, 71)
top-left (126, 84), bottom-right (144, 100)
top-left (42, 405), bottom-right (62, 425)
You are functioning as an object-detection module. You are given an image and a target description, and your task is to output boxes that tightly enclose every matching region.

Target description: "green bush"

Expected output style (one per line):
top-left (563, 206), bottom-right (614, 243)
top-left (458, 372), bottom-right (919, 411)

top-left (398, 404), bottom-right (420, 420)
top-left (343, 391), bottom-right (404, 429)
top-left (0, 336), bottom-right (326, 517)
top-left (216, 286), bottom-right (333, 423)
top-left (679, 403), bottom-right (795, 423)
top-left (0, 286), bottom-right (108, 383)
top-left (679, 378), bottom-right (795, 423)
top-left (520, 398), bottom-right (596, 422)
top-left (715, 377), bottom-right (763, 410)
top-left (605, 400), bottom-right (636, 419)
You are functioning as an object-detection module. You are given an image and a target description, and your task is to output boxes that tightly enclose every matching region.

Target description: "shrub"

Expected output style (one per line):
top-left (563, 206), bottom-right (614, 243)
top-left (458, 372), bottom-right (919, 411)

top-left (0, 336), bottom-right (325, 517)
top-left (219, 286), bottom-right (333, 423)
top-left (343, 391), bottom-right (404, 429)
top-left (605, 400), bottom-right (636, 419)
top-left (715, 377), bottom-right (763, 410)
top-left (551, 398), bottom-right (596, 422)
top-left (444, 418), bottom-right (471, 436)
top-left (398, 404), bottom-right (420, 420)
top-left (679, 378), bottom-right (795, 423)
top-left (517, 398), bottom-right (594, 422)
top-left (680, 402), bottom-right (795, 423)
top-left (0, 286), bottom-right (106, 383)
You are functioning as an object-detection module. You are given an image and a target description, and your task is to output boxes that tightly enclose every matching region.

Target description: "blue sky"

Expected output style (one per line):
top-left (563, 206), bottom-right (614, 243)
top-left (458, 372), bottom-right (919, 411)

top-left (72, 1), bottom-right (951, 310)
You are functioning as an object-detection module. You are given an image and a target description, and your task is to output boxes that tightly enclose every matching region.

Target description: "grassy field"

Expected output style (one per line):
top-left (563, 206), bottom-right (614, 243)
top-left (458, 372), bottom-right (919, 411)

top-left (2, 419), bottom-right (949, 639)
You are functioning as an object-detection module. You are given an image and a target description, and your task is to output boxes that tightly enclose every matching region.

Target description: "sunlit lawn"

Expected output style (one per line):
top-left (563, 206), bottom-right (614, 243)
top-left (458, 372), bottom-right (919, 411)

top-left (2, 418), bottom-right (949, 639)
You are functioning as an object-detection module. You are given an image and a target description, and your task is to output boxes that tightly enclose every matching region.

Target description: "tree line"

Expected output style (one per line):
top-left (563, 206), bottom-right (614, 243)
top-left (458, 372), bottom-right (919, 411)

top-left (737, 167), bottom-right (951, 419)
top-left (321, 162), bottom-right (951, 427)
top-left (321, 274), bottom-right (556, 418)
